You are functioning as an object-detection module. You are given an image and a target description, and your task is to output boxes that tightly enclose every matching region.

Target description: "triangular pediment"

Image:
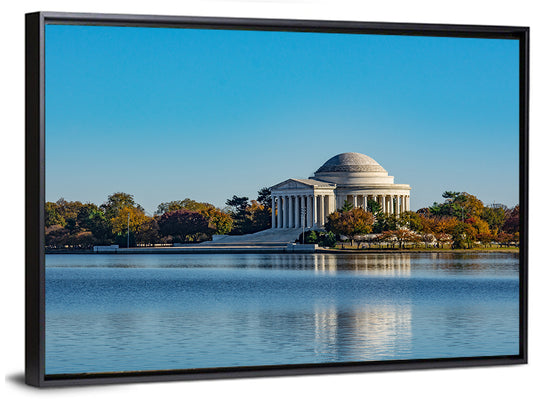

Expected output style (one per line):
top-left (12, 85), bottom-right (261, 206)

top-left (270, 178), bottom-right (336, 191)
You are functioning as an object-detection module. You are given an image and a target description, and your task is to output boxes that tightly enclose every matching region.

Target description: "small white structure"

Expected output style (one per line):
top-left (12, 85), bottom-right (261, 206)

top-left (270, 152), bottom-right (411, 229)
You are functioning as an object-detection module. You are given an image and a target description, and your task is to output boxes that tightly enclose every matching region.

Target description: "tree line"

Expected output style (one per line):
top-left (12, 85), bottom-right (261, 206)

top-left (45, 189), bottom-right (519, 250)
top-left (319, 191), bottom-right (519, 249)
top-left (45, 188), bottom-right (272, 248)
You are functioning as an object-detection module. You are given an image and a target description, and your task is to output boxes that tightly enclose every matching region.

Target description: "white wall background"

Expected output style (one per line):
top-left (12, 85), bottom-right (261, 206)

top-left (1, 1), bottom-right (530, 398)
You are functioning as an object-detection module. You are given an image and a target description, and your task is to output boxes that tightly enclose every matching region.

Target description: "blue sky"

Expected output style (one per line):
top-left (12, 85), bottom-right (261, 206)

top-left (45, 24), bottom-right (519, 214)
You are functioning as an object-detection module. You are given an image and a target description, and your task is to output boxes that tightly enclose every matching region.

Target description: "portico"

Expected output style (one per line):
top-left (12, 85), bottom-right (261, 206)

top-left (270, 179), bottom-right (336, 229)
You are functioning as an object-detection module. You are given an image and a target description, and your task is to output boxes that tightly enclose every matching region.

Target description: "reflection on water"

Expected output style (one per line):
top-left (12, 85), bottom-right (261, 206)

top-left (311, 253), bottom-right (412, 276)
top-left (45, 253), bottom-right (519, 374)
top-left (46, 252), bottom-right (518, 277)
top-left (313, 303), bottom-right (413, 361)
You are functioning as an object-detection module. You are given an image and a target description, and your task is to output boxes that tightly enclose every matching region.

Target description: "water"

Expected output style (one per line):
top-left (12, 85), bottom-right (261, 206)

top-left (45, 252), bottom-right (520, 375)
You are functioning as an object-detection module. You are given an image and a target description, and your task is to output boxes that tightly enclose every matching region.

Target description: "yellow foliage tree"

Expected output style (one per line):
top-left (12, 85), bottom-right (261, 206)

top-left (110, 206), bottom-right (150, 236)
top-left (326, 208), bottom-right (373, 246)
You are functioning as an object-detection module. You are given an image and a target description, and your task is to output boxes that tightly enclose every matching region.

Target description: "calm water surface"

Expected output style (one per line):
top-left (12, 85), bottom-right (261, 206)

top-left (45, 252), bottom-right (520, 374)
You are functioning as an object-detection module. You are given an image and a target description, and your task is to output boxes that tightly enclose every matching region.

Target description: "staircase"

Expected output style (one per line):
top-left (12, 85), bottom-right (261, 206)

top-left (198, 228), bottom-right (302, 246)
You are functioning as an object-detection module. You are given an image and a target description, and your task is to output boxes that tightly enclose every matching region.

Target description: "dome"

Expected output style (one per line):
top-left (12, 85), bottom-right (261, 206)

top-left (315, 153), bottom-right (387, 174)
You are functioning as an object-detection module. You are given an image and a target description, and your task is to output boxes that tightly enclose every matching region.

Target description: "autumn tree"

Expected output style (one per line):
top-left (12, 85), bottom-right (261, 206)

top-left (502, 205), bottom-right (519, 234)
top-left (496, 232), bottom-right (514, 247)
top-left (110, 206), bottom-right (150, 247)
top-left (251, 187), bottom-right (272, 231)
top-left (477, 232), bottom-right (495, 247)
top-left (326, 208), bottom-right (374, 246)
top-left (430, 191), bottom-right (484, 221)
top-left (155, 198), bottom-right (233, 235)
top-left (45, 225), bottom-right (70, 247)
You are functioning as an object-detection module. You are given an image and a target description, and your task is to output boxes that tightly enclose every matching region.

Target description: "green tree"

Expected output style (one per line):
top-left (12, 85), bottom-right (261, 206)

top-left (398, 211), bottom-right (423, 232)
top-left (481, 205), bottom-right (506, 233)
top-left (430, 191), bottom-right (484, 221)
top-left (373, 213), bottom-right (399, 233)
top-left (45, 202), bottom-right (65, 227)
top-left (339, 200), bottom-right (353, 212)
top-left (158, 209), bottom-right (213, 243)
top-left (256, 187), bottom-right (272, 207)
top-left (225, 195), bottom-right (250, 234)
top-left (101, 192), bottom-right (139, 220)
top-left (76, 203), bottom-right (99, 230)
top-left (366, 198), bottom-right (381, 215)
top-left (204, 207), bottom-right (233, 235)
top-left (55, 198), bottom-right (84, 221)
top-left (452, 221), bottom-right (477, 249)
top-left (135, 218), bottom-right (160, 245)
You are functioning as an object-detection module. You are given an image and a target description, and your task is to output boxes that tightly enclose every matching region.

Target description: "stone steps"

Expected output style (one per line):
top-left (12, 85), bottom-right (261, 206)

top-left (199, 228), bottom-right (303, 245)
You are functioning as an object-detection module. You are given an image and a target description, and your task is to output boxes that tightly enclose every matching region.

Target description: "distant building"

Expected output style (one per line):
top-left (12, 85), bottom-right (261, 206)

top-left (270, 152), bottom-right (411, 229)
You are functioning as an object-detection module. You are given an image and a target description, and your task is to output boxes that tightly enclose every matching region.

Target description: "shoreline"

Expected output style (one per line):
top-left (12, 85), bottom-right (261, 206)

top-left (45, 247), bottom-right (519, 255)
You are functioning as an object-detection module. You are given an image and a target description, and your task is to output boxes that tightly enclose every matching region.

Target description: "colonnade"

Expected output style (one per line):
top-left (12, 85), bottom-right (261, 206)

top-left (336, 194), bottom-right (410, 216)
top-left (271, 193), bottom-right (410, 229)
top-left (271, 194), bottom-right (333, 229)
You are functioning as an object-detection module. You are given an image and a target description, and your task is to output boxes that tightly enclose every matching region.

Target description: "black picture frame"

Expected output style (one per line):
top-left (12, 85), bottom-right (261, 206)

top-left (25, 11), bottom-right (529, 387)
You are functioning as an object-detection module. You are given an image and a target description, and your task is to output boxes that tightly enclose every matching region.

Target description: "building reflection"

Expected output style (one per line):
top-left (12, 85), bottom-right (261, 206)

top-left (261, 253), bottom-right (412, 276)
top-left (313, 302), bottom-right (413, 361)
top-left (312, 253), bottom-right (412, 276)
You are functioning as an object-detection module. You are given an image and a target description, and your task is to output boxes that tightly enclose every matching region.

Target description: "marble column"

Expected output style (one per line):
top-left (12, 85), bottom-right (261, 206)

top-left (320, 195), bottom-right (325, 227)
top-left (407, 196), bottom-right (410, 212)
top-left (277, 197), bottom-right (282, 228)
top-left (380, 196), bottom-right (385, 213)
top-left (295, 195), bottom-right (301, 228)
top-left (395, 195), bottom-right (400, 216)
top-left (271, 196), bottom-right (276, 228)
top-left (312, 195), bottom-right (318, 227)
top-left (316, 196), bottom-right (321, 226)
top-left (288, 196), bottom-right (294, 228)
top-left (363, 195), bottom-right (368, 211)
top-left (307, 195), bottom-right (313, 228)
top-left (282, 195), bottom-right (289, 229)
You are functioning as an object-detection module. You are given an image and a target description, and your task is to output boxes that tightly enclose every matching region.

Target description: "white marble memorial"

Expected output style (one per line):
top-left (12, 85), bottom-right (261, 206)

top-left (270, 152), bottom-right (411, 229)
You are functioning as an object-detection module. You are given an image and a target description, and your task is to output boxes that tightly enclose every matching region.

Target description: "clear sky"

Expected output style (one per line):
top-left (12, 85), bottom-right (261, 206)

top-left (45, 24), bottom-right (519, 214)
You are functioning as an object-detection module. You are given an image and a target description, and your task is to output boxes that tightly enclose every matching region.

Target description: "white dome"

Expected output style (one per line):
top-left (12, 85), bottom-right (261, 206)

top-left (313, 152), bottom-right (394, 186)
top-left (315, 153), bottom-right (387, 173)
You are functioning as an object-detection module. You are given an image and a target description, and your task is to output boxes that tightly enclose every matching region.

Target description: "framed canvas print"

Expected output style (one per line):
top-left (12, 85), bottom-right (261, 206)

top-left (25, 12), bottom-right (528, 387)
